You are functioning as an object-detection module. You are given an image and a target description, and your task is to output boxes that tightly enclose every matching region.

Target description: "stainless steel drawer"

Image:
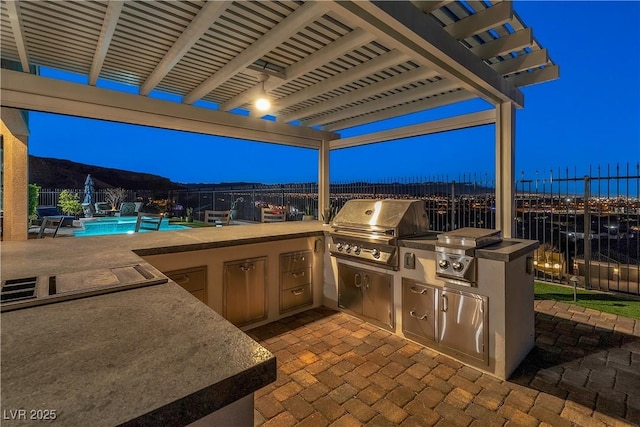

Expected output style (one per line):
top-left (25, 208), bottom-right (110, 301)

top-left (402, 279), bottom-right (436, 343)
top-left (281, 267), bottom-right (312, 291)
top-left (280, 251), bottom-right (312, 272)
top-left (281, 284), bottom-right (312, 313)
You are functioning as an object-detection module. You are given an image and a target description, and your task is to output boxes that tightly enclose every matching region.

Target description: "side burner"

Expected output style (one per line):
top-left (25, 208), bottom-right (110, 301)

top-left (435, 228), bottom-right (502, 285)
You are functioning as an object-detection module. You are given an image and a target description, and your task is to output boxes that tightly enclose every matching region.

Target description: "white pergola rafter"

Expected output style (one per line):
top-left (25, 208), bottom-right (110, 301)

top-left (331, 109), bottom-right (495, 149)
top-left (325, 1), bottom-right (523, 108)
top-left (139, 1), bottom-right (230, 96)
top-left (182, 1), bottom-right (326, 105)
top-left (303, 78), bottom-right (460, 127)
top-left (470, 28), bottom-right (532, 60)
top-left (505, 65), bottom-right (559, 87)
top-left (272, 49), bottom-right (410, 114)
top-left (279, 67), bottom-right (438, 124)
top-left (89, 0), bottom-right (124, 86)
top-left (411, 0), bottom-right (453, 14)
top-left (220, 28), bottom-right (374, 112)
top-left (1, 70), bottom-right (337, 147)
top-left (491, 49), bottom-right (549, 76)
top-left (444, 1), bottom-right (513, 40)
top-left (5, 0), bottom-right (30, 73)
top-left (325, 89), bottom-right (475, 132)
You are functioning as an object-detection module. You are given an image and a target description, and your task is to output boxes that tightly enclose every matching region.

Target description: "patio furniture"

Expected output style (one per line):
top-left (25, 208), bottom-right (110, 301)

top-left (204, 210), bottom-right (231, 226)
top-left (37, 216), bottom-right (64, 238)
top-left (134, 213), bottom-right (164, 232)
top-left (82, 203), bottom-right (106, 218)
top-left (261, 208), bottom-right (285, 223)
top-left (94, 202), bottom-right (111, 215)
top-left (36, 206), bottom-right (74, 227)
top-left (119, 202), bottom-right (137, 216)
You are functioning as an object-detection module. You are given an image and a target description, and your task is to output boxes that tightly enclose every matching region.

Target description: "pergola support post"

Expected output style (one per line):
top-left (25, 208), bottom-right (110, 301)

top-left (495, 102), bottom-right (515, 238)
top-left (318, 140), bottom-right (330, 220)
top-left (1, 107), bottom-right (30, 241)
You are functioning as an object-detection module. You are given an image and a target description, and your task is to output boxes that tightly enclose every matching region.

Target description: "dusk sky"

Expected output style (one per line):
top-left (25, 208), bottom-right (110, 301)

top-left (26, 1), bottom-right (639, 185)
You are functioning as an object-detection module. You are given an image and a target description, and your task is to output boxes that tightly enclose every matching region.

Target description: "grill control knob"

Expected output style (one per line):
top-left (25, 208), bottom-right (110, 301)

top-left (438, 259), bottom-right (449, 269)
top-left (371, 248), bottom-right (380, 259)
top-left (336, 242), bottom-right (343, 251)
top-left (452, 261), bottom-right (464, 272)
top-left (353, 245), bottom-right (361, 255)
top-left (345, 244), bottom-right (351, 253)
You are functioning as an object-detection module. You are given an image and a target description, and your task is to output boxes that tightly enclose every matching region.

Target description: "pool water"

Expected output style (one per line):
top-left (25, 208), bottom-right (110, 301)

top-left (74, 217), bottom-right (188, 237)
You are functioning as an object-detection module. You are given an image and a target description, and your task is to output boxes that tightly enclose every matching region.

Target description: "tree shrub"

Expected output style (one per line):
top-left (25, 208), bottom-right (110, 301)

top-left (28, 184), bottom-right (40, 221)
top-left (58, 190), bottom-right (83, 216)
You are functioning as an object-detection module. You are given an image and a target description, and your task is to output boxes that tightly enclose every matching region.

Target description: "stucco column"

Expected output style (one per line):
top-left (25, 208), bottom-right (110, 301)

top-left (1, 107), bottom-right (30, 241)
top-left (495, 102), bottom-right (515, 238)
top-left (318, 139), bottom-right (330, 218)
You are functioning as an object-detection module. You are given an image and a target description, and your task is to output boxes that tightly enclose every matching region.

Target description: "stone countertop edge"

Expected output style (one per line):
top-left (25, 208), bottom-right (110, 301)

top-left (400, 237), bottom-right (539, 262)
top-left (122, 358), bottom-right (277, 427)
top-left (133, 230), bottom-right (326, 256)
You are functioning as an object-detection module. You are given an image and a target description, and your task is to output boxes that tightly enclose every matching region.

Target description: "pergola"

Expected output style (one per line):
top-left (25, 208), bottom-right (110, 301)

top-left (0, 0), bottom-right (558, 241)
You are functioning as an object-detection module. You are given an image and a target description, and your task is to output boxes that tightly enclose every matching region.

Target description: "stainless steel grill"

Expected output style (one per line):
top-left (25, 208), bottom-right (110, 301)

top-left (329, 199), bottom-right (430, 270)
top-left (435, 227), bottom-right (502, 286)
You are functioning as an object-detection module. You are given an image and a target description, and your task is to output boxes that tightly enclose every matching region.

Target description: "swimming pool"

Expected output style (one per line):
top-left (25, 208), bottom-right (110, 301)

top-left (74, 217), bottom-right (188, 237)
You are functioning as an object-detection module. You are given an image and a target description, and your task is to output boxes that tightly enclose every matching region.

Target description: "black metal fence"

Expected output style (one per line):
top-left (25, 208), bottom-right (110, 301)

top-left (38, 163), bottom-right (639, 295)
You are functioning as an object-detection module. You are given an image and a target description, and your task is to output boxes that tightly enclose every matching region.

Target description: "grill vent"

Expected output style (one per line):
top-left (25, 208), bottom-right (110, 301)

top-left (1, 277), bottom-right (37, 303)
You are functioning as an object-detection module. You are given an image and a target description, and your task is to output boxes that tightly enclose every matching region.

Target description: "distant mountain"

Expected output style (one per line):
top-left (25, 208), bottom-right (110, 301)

top-left (28, 155), bottom-right (186, 191)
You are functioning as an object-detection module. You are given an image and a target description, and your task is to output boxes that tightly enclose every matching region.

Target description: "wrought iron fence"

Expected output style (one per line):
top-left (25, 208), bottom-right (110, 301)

top-left (37, 163), bottom-right (639, 295)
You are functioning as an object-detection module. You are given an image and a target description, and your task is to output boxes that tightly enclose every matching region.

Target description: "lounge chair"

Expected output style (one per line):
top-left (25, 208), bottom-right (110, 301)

top-left (134, 212), bottom-right (164, 232)
top-left (37, 216), bottom-right (64, 238)
top-left (36, 206), bottom-right (74, 227)
top-left (204, 210), bottom-right (231, 225)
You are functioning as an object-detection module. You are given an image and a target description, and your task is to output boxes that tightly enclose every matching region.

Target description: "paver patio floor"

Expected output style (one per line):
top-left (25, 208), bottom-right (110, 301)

top-left (248, 300), bottom-right (640, 426)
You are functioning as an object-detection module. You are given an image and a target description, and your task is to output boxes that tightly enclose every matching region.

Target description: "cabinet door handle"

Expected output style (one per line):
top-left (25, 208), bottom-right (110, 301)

top-left (292, 288), bottom-right (305, 296)
top-left (172, 274), bottom-right (190, 285)
top-left (410, 286), bottom-right (427, 295)
top-left (441, 294), bottom-right (448, 312)
top-left (354, 273), bottom-right (362, 288)
top-left (409, 310), bottom-right (428, 320)
top-left (363, 274), bottom-right (370, 289)
top-left (240, 263), bottom-right (255, 271)
top-left (292, 271), bottom-right (305, 278)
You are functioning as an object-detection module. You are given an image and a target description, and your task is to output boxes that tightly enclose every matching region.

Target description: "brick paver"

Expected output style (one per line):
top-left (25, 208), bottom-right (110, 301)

top-left (250, 302), bottom-right (639, 426)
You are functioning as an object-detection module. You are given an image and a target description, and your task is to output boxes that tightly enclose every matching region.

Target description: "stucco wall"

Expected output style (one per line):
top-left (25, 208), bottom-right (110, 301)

top-left (1, 108), bottom-right (29, 241)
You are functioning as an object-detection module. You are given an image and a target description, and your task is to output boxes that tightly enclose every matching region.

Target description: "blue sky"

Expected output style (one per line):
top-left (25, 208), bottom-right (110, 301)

top-left (27, 1), bottom-right (639, 185)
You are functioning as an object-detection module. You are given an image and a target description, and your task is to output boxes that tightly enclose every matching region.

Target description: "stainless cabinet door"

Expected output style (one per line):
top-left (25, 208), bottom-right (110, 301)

top-left (224, 258), bottom-right (267, 327)
top-left (338, 264), bottom-right (363, 314)
top-left (438, 289), bottom-right (487, 363)
top-left (362, 271), bottom-right (393, 329)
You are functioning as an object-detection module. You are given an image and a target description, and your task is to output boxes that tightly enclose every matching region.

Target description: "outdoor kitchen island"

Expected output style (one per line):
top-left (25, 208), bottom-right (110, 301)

top-left (1, 222), bottom-right (324, 427)
top-left (323, 200), bottom-right (539, 380)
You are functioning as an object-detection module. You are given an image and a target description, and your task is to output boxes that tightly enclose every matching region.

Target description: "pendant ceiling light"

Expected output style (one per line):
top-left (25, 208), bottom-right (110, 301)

top-left (255, 74), bottom-right (271, 112)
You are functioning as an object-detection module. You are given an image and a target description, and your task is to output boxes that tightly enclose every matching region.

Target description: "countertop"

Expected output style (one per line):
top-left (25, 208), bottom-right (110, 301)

top-left (1, 222), bottom-right (325, 426)
top-left (2, 221), bottom-right (326, 278)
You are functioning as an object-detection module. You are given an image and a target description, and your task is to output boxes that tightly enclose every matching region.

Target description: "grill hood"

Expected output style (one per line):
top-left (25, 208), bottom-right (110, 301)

top-left (332, 199), bottom-right (429, 237)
